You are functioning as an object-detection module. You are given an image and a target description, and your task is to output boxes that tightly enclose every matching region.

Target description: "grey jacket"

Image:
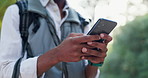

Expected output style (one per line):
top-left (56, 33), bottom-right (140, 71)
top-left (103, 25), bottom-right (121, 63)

top-left (27, 0), bottom-right (86, 78)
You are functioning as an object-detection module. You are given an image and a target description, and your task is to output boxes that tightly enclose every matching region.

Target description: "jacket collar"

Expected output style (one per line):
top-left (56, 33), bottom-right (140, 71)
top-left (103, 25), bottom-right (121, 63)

top-left (40, 0), bottom-right (55, 7)
top-left (27, 0), bottom-right (80, 24)
top-left (65, 8), bottom-right (80, 25)
top-left (28, 0), bottom-right (48, 17)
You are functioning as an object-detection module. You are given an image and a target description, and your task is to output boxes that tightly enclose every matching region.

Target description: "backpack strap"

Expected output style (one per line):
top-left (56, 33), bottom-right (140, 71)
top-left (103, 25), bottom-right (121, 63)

top-left (12, 0), bottom-right (29, 78)
top-left (17, 0), bottom-right (32, 42)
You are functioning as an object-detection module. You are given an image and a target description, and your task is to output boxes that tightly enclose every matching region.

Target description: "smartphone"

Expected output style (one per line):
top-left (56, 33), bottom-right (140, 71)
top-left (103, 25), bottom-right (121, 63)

top-left (87, 18), bottom-right (117, 43)
top-left (87, 18), bottom-right (117, 66)
top-left (87, 18), bottom-right (117, 35)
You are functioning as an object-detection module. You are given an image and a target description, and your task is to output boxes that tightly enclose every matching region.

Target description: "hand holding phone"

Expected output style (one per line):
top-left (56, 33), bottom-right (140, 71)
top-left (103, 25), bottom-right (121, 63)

top-left (87, 18), bottom-right (117, 66)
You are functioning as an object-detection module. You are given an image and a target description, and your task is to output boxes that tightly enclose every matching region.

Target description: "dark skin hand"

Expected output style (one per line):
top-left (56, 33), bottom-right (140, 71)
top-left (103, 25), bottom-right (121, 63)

top-left (66, 33), bottom-right (112, 64)
top-left (37, 33), bottom-right (102, 76)
top-left (54, 33), bottom-right (103, 62)
top-left (64, 33), bottom-right (112, 78)
top-left (83, 33), bottom-right (112, 63)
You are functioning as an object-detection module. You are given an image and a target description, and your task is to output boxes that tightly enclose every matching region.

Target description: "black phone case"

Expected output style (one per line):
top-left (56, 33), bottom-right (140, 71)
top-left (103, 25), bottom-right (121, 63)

top-left (87, 18), bottom-right (117, 35)
top-left (87, 18), bottom-right (117, 43)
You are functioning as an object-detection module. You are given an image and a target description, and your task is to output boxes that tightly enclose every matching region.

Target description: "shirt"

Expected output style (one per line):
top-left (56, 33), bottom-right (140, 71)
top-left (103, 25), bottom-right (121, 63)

top-left (0, 0), bottom-right (93, 78)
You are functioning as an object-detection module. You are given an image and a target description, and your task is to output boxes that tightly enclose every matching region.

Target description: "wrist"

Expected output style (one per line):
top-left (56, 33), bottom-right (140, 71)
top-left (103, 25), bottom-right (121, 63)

top-left (52, 47), bottom-right (62, 63)
top-left (37, 48), bottom-right (60, 76)
top-left (50, 47), bottom-right (62, 63)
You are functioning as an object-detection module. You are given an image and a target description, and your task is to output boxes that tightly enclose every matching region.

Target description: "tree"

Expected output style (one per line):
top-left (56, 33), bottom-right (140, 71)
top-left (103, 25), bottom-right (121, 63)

top-left (99, 14), bottom-right (148, 78)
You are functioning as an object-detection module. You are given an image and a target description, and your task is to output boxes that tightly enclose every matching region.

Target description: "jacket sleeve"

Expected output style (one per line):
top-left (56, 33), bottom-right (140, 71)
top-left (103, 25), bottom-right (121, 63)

top-left (0, 4), bottom-right (38, 78)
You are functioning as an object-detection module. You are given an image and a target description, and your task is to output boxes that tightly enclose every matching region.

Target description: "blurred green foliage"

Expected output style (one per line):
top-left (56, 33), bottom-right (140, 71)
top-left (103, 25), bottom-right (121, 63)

top-left (0, 0), bottom-right (15, 29)
top-left (100, 14), bottom-right (148, 78)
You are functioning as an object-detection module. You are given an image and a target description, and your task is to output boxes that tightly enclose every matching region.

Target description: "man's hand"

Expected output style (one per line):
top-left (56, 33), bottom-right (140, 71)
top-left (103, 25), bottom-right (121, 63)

top-left (81, 33), bottom-right (112, 64)
top-left (55, 33), bottom-right (100, 62)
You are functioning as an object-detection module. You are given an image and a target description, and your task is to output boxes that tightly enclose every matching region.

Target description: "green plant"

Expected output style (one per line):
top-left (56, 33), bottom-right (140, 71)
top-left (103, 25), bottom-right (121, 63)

top-left (100, 14), bottom-right (148, 78)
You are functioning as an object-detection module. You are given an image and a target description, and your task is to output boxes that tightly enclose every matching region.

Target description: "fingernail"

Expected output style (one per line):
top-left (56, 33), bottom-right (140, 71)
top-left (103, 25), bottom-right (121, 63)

top-left (82, 47), bottom-right (87, 53)
top-left (100, 34), bottom-right (104, 38)
top-left (87, 42), bottom-right (92, 45)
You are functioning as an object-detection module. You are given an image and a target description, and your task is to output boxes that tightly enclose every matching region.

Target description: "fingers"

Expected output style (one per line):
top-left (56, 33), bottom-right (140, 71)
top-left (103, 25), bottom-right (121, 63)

top-left (100, 33), bottom-right (112, 44)
top-left (63, 33), bottom-right (111, 63)
top-left (81, 47), bottom-right (107, 57)
top-left (81, 41), bottom-right (108, 64)
top-left (67, 33), bottom-right (84, 37)
top-left (69, 35), bottom-right (100, 44)
top-left (87, 42), bottom-right (108, 52)
top-left (67, 33), bottom-right (112, 45)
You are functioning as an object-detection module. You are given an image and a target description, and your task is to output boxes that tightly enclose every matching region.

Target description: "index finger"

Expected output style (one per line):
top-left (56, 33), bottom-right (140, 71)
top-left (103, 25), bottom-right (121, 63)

top-left (71, 35), bottom-right (100, 43)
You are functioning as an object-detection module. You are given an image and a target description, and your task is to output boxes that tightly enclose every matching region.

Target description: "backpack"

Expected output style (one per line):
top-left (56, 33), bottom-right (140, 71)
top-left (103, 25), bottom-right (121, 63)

top-left (12, 0), bottom-right (90, 78)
